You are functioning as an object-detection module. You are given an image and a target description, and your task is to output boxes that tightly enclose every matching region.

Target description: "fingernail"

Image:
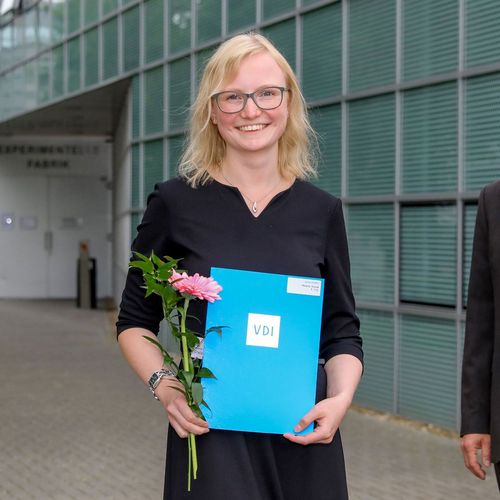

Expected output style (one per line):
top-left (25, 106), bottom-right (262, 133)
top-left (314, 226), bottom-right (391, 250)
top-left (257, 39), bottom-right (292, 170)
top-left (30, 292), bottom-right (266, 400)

top-left (294, 425), bottom-right (301, 433)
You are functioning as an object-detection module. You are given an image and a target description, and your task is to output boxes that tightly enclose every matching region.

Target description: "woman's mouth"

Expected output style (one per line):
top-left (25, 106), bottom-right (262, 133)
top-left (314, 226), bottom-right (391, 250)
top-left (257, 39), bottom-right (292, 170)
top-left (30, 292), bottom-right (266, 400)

top-left (237, 124), bottom-right (268, 131)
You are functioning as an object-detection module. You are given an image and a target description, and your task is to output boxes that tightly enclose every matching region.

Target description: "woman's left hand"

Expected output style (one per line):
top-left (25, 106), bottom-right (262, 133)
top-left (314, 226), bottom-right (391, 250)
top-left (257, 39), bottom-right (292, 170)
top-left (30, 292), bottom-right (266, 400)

top-left (283, 393), bottom-right (351, 445)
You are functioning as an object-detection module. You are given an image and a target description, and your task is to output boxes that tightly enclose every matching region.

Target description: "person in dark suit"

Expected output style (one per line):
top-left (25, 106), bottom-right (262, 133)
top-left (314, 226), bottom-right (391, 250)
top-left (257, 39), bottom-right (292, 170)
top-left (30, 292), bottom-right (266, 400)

top-left (461, 179), bottom-right (500, 488)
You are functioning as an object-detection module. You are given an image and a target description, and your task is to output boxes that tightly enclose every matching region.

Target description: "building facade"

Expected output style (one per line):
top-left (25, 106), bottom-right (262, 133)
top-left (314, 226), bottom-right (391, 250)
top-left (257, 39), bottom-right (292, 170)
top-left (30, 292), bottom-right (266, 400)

top-left (1, 0), bottom-right (499, 431)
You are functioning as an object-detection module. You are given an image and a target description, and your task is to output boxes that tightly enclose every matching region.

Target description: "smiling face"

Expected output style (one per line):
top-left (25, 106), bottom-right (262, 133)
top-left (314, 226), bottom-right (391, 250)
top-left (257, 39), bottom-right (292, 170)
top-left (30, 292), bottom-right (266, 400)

top-left (211, 52), bottom-right (289, 161)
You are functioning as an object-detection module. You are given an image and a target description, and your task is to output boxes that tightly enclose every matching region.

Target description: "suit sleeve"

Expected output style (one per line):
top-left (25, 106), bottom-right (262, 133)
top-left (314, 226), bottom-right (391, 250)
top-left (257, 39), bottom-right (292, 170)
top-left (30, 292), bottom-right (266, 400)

top-left (320, 199), bottom-right (363, 365)
top-left (461, 187), bottom-right (494, 435)
top-left (116, 186), bottom-right (170, 336)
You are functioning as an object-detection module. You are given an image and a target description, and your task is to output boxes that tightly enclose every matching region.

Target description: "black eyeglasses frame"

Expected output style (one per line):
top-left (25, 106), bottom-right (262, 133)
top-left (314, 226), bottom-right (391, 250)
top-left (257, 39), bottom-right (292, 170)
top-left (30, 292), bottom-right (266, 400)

top-left (211, 86), bottom-right (289, 114)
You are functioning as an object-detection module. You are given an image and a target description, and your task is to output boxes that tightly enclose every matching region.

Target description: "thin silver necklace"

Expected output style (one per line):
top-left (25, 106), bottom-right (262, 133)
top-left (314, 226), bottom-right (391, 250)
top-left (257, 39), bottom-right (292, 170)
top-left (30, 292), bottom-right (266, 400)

top-left (221, 171), bottom-right (282, 214)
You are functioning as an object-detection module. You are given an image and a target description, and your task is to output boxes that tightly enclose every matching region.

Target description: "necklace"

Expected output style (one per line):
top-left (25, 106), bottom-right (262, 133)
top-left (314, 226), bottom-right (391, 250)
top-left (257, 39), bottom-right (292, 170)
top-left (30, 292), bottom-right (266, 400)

top-left (221, 171), bottom-right (282, 214)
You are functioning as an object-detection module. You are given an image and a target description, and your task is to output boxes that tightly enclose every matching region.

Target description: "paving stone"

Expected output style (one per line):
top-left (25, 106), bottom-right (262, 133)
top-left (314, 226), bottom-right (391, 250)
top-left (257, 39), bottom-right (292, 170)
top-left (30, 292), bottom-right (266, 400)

top-left (0, 299), bottom-right (498, 499)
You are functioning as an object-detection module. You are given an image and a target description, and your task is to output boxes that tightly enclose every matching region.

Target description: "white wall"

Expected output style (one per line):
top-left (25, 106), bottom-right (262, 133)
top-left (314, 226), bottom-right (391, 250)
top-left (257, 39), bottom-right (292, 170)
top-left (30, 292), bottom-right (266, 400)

top-left (112, 84), bottom-right (132, 307)
top-left (0, 136), bottom-right (112, 299)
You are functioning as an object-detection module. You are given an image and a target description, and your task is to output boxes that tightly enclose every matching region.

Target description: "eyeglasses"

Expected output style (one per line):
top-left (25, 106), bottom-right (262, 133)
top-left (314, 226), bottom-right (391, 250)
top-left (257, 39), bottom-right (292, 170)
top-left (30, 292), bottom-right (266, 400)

top-left (212, 86), bottom-right (289, 114)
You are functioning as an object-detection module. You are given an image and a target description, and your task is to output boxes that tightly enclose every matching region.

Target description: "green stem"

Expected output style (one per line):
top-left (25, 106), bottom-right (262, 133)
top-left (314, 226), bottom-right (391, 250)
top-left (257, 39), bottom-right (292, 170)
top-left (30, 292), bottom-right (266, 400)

top-left (187, 429), bottom-right (192, 492)
top-left (180, 297), bottom-right (190, 373)
top-left (180, 296), bottom-right (197, 491)
top-left (191, 433), bottom-right (198, 479)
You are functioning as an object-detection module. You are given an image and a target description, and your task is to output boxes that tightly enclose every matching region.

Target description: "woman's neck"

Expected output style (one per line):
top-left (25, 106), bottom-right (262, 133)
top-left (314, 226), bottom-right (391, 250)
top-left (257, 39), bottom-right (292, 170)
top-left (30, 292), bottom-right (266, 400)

top-left (220, 149), bottom-right (281, 189)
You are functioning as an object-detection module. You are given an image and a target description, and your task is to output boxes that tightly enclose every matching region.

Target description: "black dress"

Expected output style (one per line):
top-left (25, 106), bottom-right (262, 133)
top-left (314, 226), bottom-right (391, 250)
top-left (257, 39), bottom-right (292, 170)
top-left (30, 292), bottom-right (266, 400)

top-left (117, 177), bottom-right (363, 500)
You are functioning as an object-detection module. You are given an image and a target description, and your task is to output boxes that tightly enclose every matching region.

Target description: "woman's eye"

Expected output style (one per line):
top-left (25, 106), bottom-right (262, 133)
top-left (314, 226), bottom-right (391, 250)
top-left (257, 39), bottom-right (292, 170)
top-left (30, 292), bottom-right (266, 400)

top-left (259, 89), bottom-right (278, 98)
top-left (225, 93), bottom-right (242, 101)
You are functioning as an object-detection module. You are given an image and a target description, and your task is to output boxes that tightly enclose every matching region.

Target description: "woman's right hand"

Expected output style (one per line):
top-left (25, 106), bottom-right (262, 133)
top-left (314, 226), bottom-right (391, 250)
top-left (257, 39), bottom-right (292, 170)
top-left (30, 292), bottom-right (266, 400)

top-left (155, 377), bottom-right (210, 438)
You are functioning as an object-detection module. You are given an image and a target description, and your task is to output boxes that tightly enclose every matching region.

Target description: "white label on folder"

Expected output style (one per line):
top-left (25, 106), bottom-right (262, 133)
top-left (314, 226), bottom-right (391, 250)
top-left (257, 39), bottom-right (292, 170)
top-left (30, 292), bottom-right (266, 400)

top-left (286, 277), bottom-right (322, 296)
top-left (246, 313), bottom-right (281, 348)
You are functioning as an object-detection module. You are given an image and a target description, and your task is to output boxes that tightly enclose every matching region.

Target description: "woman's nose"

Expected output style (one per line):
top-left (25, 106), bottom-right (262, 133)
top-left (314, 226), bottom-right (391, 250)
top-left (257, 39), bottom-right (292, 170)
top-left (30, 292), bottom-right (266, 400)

top-left (240, 96), bottom-right (261, 118)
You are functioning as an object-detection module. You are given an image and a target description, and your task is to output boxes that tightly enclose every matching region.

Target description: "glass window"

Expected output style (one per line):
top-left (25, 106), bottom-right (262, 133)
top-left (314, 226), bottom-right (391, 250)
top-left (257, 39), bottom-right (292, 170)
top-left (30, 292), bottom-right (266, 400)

top-left (131, 144), bottom-right (141, 208)
top-left (51, 0), bottom-right (65, 43)
top-left (227, 0), bottom-right (255, 34)
top-left (84, 0), bottom-right (99, 26)
top-left (354, 310), bottom-right (394, 412)
top-left (23, 7), bottom-right (38, 59)
top-left (38, 0), bottom-right (52, 49)
top-left (67, 0), bottom-right (81, 35)
top-left (400, 204), bottom-right (457, 306)
top-left (67, 36), bottom-right (81, 92)
top-left (403, 0), bottom-right (458, 81)
top-left (349, 0), bottom-right (396, 92)
top-left (52, 44), bottom-right (64, 98)
top-left (145, 0), bottom-right (164, 63)
top-left (23, 60), bottom-right (37, 110)
top-left (262, 0), bottom-right (294, 20)
top-left (465, 0), bottom-right (500, 68)
top-left (132, 75), bottom-right (141, 139)
top-left (310, 104), bottom-right (341, 196)
top-left (263, 19), bottom-right (296, 72)
top-left (143, 139), bottom-right (165, 200)
top-left (463, 203), bottom-right (478, 307)
top-left (402, 82), bottom-right (457, 193)
top-left (103, 17), bottom-right (118, 80)
top-left (102, 0), bottom-right (118, 16)
top-left (123, 6), bottom-right (140, 72)
top-left (302, 4), bottom-right (341, 102)
top-left (195, 46), bottom-right (216, 91)
top-left (348, 204), bottom-right (395, 304)
top-left (348, 94), bottom-right (395, 196)
top-left (465, 72), bottom-right (500, 191)
top-left (197, 0), bottom-right (221, 44)
top-left (168, 135), bottom-right (185, 178)
top-left (169, 0), bottom-right (191, 54)
top-left (144, 66), bottom-right (164, 135)
top-left (168, 57), bottom-right (191, 130)
top-left (84, 28), bottom-right (99, 87)
top-left (399, 314), bottom-right (457, 429)
top-left (37, 52), bottom-right (51, 103)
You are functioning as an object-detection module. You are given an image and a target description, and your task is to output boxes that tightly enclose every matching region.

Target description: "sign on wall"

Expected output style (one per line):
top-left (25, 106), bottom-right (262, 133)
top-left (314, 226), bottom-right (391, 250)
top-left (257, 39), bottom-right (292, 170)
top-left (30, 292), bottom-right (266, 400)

top-left (0, 138), bottom-right (111, 176)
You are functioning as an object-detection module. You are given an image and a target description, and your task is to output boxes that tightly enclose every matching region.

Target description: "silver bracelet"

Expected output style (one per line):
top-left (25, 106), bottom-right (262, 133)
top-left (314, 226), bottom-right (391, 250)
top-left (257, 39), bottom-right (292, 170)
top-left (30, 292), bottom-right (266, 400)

top-left (147, 368), bottom-right (175, 401)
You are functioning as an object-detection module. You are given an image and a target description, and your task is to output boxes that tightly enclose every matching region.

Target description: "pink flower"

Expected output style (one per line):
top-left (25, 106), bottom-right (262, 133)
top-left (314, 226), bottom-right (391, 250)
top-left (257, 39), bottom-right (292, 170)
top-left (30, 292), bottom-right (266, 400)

top-left (169, 271), bottom-right (222, 302)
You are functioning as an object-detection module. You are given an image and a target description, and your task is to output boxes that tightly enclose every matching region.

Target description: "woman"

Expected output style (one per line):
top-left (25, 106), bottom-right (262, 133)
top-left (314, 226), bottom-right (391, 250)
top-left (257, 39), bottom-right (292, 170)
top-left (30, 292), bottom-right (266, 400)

top-left (117, 33), bottom-right (363, 499)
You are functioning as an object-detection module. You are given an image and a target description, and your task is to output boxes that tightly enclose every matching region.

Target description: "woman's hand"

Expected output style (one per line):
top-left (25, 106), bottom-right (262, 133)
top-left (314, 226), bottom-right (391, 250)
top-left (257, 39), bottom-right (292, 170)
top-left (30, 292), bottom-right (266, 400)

top-left (283, 393), bottom-right (351, 445)
top-left (156, 378), bottom-right (210, 439)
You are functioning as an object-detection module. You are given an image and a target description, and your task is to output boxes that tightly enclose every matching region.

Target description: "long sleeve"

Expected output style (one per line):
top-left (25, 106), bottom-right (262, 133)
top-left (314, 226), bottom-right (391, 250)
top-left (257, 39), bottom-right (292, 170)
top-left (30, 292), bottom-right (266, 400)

top-left (320, 199), bottom-right (363, 365)
top-left (461, 187), bottom-right (495, 435)
top-left (116, 186), bottom-right (171, 336)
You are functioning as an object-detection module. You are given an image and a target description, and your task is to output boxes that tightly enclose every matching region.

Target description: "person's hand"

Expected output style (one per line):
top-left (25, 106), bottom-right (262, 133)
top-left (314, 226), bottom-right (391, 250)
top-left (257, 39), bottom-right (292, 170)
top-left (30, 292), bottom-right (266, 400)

top-left (283, 394), bottom-right (351, 445)
top-left (155, 377), bottom-right (209, 439)
top-left (461, 433), bottom-right (491, 479)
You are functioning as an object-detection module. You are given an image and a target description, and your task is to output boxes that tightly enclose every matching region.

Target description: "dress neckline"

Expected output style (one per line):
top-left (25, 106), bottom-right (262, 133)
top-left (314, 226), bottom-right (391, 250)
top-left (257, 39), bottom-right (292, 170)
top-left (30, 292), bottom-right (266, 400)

top-left (211, 178), bottom-right (298, 219)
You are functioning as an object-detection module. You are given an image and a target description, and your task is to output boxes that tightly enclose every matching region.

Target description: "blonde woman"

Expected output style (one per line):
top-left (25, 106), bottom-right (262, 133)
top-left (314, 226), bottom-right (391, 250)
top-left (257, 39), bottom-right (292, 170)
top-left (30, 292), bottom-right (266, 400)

top-left (117, 33), bottom-right (363, 500)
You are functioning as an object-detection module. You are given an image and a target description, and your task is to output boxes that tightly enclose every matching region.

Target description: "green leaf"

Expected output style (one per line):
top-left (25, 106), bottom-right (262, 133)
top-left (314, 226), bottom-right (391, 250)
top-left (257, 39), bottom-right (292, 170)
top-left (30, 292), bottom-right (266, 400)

top-left (192, 382), bottom-right (203, 404)
top-left (143, 335), bottom-right (166, 353)
top-left (151, 251), bottom-right (164, 268)
top-left (184, 331), bottom-right (200, 350)
top-left (206, 325), bottom-right (228, 336)
top-left (129, 260), bottom-right (154, 275)
top-left (191, 403), bottom-right (204, 419)
top-left (132, 251), bottom-right (150, 262)
top-left (196, 367), bottom-right (216, 379)
top-left (180, 370), bottom-right (193, 387)
top-left (200, 399), bottom-right (211, 411)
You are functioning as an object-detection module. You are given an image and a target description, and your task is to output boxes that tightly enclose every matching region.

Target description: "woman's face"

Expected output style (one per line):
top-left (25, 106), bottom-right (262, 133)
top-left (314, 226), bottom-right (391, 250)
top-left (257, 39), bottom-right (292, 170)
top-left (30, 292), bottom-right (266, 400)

top-left (211, 52), bottom-right (289, 159)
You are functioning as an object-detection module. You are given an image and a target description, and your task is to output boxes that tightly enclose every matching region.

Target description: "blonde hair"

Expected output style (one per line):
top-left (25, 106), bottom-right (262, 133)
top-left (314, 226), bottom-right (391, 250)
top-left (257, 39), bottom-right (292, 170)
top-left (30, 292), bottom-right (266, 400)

top-left (178, 33), bottom-right (317, 186)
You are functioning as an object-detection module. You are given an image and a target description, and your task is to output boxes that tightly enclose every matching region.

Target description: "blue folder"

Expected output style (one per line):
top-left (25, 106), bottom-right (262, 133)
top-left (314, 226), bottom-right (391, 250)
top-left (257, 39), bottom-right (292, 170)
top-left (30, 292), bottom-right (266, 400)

top-left (202, 267), bottom-right (324, 435)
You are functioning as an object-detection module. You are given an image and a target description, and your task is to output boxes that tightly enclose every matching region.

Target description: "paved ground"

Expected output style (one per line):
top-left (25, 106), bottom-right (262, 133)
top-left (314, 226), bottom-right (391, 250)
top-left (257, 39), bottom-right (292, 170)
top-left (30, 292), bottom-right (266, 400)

top-left (0, 299), bottom-right (498, 499)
